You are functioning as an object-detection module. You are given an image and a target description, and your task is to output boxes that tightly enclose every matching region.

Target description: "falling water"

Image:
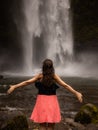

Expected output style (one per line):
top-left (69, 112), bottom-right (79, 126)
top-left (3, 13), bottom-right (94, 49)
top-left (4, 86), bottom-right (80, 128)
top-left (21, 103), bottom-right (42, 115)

top-left (41, 0), bottom-right (73, 64)
top-left (21, 0), bottom-right (41, 75)
top-left (21, 0), bottom-right (73, 75)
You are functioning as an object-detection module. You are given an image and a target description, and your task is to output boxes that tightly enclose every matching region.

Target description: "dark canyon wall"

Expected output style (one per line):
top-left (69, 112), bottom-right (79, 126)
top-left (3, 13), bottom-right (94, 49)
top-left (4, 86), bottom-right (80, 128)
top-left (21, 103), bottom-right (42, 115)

top-left (71, 0), bottom-right (98, 52)
top-left (0, 0), bottom-right (23, 72)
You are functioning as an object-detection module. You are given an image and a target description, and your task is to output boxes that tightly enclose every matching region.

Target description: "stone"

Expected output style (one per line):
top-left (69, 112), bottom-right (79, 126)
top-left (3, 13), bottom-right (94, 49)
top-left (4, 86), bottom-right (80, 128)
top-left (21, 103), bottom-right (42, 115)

top-left (0, 110), bottom-right (28, 130)
top-left (85, 124), bottom-right (98, 130)
top-left (74, 103), bottom-right (98, 124)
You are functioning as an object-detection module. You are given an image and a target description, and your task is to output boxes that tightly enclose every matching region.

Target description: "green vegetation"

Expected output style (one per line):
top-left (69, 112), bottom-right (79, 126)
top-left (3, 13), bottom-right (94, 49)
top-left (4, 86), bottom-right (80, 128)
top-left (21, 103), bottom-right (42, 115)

top-left (74, 103), bottom-right (98, 124)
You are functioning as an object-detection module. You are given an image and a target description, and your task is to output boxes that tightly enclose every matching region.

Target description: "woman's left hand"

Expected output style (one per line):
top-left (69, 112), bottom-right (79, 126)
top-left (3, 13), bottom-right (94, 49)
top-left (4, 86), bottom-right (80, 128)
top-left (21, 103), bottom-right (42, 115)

top-left (7, 85), bottom-right (16, 94)
top-left (75, 92), bottom-right (83, 103)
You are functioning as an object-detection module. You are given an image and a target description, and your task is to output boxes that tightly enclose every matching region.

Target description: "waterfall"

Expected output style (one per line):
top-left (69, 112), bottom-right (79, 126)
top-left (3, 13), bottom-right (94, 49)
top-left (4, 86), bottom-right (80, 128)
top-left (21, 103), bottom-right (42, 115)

top-left (22, 0), bottom-right (73, 75)
top-left (41, 0), bottom-right (73, 64)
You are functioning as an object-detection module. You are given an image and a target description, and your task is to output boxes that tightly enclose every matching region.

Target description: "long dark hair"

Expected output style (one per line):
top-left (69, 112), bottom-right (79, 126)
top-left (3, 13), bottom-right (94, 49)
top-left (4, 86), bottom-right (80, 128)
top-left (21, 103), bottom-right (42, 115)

top-left (42, 59), bottom-right (55, 87)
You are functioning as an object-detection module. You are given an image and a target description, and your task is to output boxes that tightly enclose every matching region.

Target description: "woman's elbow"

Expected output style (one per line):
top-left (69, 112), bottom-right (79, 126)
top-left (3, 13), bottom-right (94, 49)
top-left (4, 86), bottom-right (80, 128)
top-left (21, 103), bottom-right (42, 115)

top-left (23, 81), bottom-right (31, 86)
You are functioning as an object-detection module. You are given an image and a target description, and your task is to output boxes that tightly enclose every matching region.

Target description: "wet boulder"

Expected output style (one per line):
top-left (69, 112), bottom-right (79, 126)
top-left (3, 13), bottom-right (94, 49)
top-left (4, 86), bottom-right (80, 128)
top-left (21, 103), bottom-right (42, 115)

top-left (0, 110), bottom-right (29, 130)
top-left (74, 103), bottom-right (98, 124)
top-left (0, 75), bottom-right (3, 79)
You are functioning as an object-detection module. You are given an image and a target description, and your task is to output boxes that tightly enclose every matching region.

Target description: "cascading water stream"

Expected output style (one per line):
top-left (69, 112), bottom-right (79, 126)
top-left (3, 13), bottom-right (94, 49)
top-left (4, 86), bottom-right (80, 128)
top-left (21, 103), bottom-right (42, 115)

top-left (21, 0), bottom-right (41, 75)
top-left (0, 0), bottom-right (98, 78)
top-left (21, 0), bottom-right (73, 75)
top-left (42, 0), bottom-right (73, 64)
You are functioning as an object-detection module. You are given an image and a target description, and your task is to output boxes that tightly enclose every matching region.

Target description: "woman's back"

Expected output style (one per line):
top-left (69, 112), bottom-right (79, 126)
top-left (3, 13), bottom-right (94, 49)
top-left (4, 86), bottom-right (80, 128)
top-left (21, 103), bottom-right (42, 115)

top-left (35, 81), bottom-right (59, 95)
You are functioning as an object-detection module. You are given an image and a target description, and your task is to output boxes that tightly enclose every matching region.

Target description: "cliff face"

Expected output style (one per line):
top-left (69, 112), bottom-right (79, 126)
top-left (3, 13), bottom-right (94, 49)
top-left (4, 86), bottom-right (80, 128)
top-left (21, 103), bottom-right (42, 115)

top-left (71, 0), bottom-right (98, 52)
top-left (0, 0), bottom-right (24, 72)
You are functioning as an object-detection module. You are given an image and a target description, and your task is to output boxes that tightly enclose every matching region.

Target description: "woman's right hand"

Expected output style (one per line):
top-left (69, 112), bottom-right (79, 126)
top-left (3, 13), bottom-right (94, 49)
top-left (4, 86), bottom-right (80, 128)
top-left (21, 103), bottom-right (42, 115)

top-left (7, 85), bottom-right (15, 94)
top-left (75, 91), bottom-right (83, 103)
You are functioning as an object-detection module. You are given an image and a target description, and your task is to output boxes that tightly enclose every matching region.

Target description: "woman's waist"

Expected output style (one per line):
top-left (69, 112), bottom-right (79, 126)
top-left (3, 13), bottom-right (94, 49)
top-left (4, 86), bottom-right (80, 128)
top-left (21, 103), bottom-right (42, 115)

top-left (37, 94), bottom-right (57, 98)
top-left (37, 91), bottom-right (56, 95)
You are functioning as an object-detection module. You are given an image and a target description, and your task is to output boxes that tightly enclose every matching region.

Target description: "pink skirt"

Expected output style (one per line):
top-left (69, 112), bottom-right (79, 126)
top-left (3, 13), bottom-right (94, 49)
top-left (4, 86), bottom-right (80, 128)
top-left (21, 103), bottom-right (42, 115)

top-left (30, 95), bottom-right (61, 123)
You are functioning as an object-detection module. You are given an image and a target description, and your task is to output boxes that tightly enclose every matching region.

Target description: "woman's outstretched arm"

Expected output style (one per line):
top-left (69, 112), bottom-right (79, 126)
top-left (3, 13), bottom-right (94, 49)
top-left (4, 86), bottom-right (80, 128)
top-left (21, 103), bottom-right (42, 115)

top-left (54, 74), bottom-right (83, 103)
top-left (7, 74), bottom-right (42, 94)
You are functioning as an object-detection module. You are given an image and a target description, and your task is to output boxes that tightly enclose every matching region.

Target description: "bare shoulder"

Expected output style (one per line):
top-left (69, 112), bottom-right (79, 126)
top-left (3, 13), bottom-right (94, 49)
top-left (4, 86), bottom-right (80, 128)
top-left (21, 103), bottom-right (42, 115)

top-left (33, 73), bottom-right (43, 80)
top-left (37, 73), bottom-right (43, 79)
top-left (53, 74), bottom-right (60, 80)
top-left (54, 74), bottom-right (60, 81)
top-left (27, 73), bottom-right (43, 83)
top-left (53, 73), bottom-right (65, 85)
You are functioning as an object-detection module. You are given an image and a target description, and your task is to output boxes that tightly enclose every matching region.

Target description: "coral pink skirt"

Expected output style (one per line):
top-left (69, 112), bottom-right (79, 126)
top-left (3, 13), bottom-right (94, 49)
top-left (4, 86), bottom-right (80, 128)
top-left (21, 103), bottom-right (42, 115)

top-left (30, 95), bottom-right (61, 123)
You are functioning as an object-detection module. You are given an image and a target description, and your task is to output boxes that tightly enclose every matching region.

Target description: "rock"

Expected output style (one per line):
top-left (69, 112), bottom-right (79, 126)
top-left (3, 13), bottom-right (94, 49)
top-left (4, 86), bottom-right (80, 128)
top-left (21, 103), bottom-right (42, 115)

top-left (64, 118), bottom-right (85, 130)
top-left (0, 110), bottom-right (28, 130)
top-left (55, 122), bottom-right (70, 130)
top-left (85, 124), bottom-right (98, 130)
top-left (0, 75), bottom-right (3, 79)
top-left (74, 103), bottom-right (98, 124)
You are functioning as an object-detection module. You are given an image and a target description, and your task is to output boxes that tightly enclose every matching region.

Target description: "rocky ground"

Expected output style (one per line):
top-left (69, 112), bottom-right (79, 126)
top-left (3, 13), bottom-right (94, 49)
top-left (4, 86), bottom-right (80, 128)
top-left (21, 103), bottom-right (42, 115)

top-left (0, 109), bottom-right (98, 130)
top-left (0, 76), bottom-right (98, 130)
